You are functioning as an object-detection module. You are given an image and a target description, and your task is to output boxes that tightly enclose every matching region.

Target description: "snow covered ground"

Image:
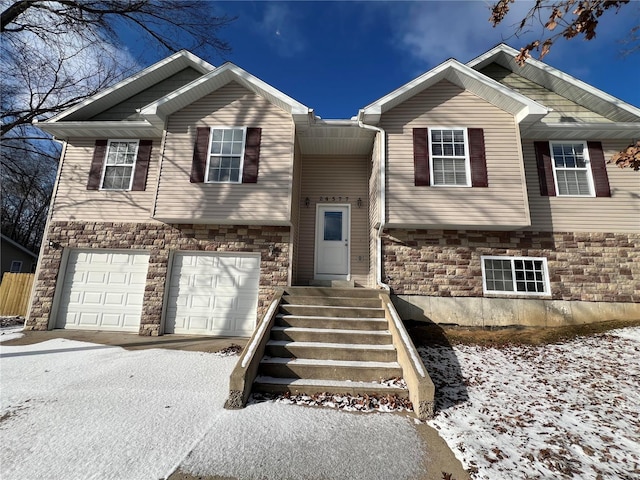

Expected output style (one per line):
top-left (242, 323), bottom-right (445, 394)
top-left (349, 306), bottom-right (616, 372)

top-left (421, 327), bottom-right (640, 479)
top-left (0, 330), bottom-right (424, 480)
top-left (2, 325), bottom-right (638, 479)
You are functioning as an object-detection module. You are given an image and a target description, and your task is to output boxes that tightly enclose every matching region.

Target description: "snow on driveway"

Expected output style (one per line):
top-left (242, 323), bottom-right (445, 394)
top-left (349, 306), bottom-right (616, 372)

top-left (422, 327), bottom-right (640, 480)
top-left (0, 336), bottom-right (425, 480)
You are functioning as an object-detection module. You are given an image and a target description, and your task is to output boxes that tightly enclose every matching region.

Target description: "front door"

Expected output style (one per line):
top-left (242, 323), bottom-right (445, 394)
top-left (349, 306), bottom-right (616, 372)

top-left (315, 204), bottom-right (350, 279)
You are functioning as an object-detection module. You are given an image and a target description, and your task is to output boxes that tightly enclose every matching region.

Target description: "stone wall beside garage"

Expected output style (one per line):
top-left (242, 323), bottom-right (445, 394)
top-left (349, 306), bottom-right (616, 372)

top-left (383, 229), bottom-right (640, 326)
top-left (26, 222), bottom-right (290, 335)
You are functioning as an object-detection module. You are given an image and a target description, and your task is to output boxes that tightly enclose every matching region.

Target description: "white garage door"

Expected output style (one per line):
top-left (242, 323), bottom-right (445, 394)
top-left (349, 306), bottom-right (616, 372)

top-left (165, 252), bottom-right (260, 336)
top-left (56, 250), bottom-right (149, 332)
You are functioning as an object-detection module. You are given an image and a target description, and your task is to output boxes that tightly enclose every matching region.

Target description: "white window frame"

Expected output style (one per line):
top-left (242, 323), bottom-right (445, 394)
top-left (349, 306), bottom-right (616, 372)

top-left (10, 260), bottom-right (22, 273)
top-left (205, 126), bottom-right (247, 184)
top-left (549, 141), bottom-right (595, 197)
top-left (100, 139), bottom-right (139, 191)
top-left (481, 256), bottom-right (551, 296)
top-left (428, 127), bottom-right (471, 187)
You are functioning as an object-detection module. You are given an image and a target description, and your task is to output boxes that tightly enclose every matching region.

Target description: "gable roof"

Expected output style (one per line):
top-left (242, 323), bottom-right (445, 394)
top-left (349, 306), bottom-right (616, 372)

top-left (36, 50), bottom-right (215, 139)
top-left (1, 234), bottom-right (38, 259)
top-left (139, 62), bottom-right (311, 129)
top-left (467, 43), bottom-right (640, 124)
top-left (359, 58), bottom-right (548, 125)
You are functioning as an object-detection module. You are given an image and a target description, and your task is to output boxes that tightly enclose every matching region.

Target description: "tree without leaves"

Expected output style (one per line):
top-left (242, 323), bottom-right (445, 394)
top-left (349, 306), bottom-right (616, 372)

top-left (1, 0), bottom-right (236, 137)
top-left (0, 0), bottom-right (235, 250)
top-left (489, 0), bottom-right (636, 65)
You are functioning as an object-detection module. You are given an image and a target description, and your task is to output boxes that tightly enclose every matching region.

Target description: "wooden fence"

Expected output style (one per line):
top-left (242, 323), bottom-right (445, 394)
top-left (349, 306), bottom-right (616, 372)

top-left (0, 273), bottom-right (35, 316)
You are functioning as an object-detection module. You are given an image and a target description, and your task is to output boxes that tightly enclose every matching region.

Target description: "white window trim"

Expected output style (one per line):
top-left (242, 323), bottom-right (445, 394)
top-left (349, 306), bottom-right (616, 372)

top-left (481, 255), bottom-right (551, 297)
top-left (100, 139), bottom-right (139, 191)
top-left (428, 127), bottom-right (471, 187)
top-left (205, 126), bottom-right (247, 184)
top-left (549, 140), bottom-right (595, 197)
top-left (10, 260), bottom-right (22, 273)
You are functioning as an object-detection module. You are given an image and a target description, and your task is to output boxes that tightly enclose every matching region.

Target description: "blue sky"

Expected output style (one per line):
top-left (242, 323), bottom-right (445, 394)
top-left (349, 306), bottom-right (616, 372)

top-left (143, 1), bottom-right (640, 119)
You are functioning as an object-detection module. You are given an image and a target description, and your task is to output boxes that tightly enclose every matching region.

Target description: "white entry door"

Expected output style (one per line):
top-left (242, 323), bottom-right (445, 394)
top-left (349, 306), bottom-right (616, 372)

top-left (315, 204), bottom-right (350, 278)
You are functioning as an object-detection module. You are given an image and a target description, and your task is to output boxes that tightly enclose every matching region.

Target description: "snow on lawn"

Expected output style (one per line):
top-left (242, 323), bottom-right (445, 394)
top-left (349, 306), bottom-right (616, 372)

top-left (420, 327), bottom-right (640, 480)
top-left (0, 338), bottom-right (425, 480)
top-left (0, 326), bottom-right (24, 343)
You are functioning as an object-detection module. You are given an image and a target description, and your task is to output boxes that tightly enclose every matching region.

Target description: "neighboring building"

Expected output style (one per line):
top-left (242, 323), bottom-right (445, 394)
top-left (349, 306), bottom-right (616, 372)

top-left (1, 234), bottom-right (38, 276)
top-left (25, 44), bottom-right (640, 335)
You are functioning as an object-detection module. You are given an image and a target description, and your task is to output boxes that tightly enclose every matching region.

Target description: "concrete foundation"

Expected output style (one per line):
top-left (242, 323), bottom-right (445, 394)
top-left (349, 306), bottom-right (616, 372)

top-left (393, 295), bottom-right (640, 327)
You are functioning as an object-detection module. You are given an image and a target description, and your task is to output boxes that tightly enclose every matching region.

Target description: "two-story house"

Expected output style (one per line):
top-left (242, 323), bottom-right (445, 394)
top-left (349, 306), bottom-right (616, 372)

top-left (26, 44), bottom-right (639, 337)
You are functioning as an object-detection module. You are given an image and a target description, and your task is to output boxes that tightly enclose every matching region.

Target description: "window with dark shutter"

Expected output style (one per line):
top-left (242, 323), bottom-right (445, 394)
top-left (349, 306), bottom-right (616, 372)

top-left (534, 141), bottom-right (556, 196)
top-left (192, 127), bottom-right (263, 184)
top-left (413, 128), bottom-right (430, 186)
top-left (87, 140), bottom-right (108, 190)
top-left (587, 141), bottom-right (611, 197)
top-left (132, 140), bottom-right (152, 191)
top-left (468, 128), bottom-right (488, 188)
top-left (190, 127), bottom-right (210, 183)
top-left (242, 127), bottom-right (261, 183)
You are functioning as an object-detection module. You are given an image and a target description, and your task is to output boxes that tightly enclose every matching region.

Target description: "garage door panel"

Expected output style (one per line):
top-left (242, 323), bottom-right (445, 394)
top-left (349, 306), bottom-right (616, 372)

top-left (101, 314), bottom-right (121, 327)
top-left (107, 272), bottom-right (128, 285)
top-left (56, 250), bottom-right (149, 332)
top-left (165, 253), bottom-right (260, 336)
top-left (83, 291), bottom-right (104, 305)
top-left (78, 312), bottom-right (100, 326)
top-left (194, 274), bottom-right (215, 287)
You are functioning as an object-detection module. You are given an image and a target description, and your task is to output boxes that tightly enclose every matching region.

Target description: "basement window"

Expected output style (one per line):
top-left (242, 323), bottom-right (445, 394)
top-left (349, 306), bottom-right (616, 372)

top-left (481, 256), bottom-right (550, 296)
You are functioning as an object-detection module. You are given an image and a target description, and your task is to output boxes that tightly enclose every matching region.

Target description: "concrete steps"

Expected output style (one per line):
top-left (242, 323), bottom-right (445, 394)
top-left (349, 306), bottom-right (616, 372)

top-left (253, 287), bottom-right (408, 399)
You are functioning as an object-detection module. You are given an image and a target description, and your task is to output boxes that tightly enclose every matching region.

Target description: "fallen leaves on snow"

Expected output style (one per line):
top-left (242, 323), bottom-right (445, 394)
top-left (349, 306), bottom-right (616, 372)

top-left (420, 327), bottom-right (640, 480)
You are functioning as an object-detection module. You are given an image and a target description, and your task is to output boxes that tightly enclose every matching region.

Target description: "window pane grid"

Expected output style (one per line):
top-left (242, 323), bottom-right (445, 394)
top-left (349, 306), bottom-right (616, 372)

top-left (101, 141), bottom-right (137, 190)
top-left (208, 128), bottom-right (244, 183)
top-left (430, 129), bottom-right (467, 186)
top-left (483, 257), bottom-right (548, 295)
top-left (551, 142), bottom-right (592, 196)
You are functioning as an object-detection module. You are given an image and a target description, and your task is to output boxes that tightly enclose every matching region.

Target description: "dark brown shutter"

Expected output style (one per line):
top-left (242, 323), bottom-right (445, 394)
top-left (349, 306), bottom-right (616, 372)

top-left (534, 141), bottom-right (556, 196)
top-left (587, 141), bottom-right (611, 197)
top-left (131, 140), bottom-right (152, 191)
top-left (87, 140), bottom-right (108, 190)
top-left (242, 127), bottom-right (261, 183)
top-left (413, 128), bottom-right (430, 186)
top-left (468, 128), bottom-right (488, 187)
top-left (190, 127), bottom-right (210, 183)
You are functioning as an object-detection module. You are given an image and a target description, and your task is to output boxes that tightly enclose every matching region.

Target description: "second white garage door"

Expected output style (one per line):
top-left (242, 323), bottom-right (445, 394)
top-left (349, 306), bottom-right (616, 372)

top-left (165, 252), bottom-right (260, 336)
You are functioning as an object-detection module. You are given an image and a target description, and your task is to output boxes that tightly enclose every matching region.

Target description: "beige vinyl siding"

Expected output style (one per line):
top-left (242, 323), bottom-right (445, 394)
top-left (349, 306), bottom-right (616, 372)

top-left (480, 64), bottom-right (612, 124)
top-left (381, 80), bottom-right (530, 228)
top-left (90, 68), bottom-right (203, 121)
top-left (51, 138), bottom-right (160, 222)
top-left (523, 140), bottom-right (640, 233)
top-left (296, 155), bottom-right (370, 286)
top-left (368, 134), bottom-right (380, 286)
top-left (154, 82), bottom-right (295, 223)
top-left (290, 141), bottom-right (303, 284)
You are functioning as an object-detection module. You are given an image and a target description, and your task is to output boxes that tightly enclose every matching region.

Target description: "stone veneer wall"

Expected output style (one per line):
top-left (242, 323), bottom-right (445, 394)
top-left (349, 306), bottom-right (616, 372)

top-left (383, 230), bottom-right (640, 303)
top-left (27, 222), bottom-right (290, 335)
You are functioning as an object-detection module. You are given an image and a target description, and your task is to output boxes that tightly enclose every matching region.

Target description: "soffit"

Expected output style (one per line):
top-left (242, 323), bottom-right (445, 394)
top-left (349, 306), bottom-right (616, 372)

top-left (296, 122), bottom-right (376, 156)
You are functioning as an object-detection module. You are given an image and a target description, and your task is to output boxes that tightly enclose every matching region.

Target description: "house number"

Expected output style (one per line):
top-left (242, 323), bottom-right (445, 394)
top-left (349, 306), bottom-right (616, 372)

top-left (318, 196), bottom-right (348, 202)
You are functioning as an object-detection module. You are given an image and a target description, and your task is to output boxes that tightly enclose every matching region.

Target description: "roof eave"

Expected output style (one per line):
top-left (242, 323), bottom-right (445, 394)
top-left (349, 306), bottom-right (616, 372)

top-left (361, 60), bottom-right (548, 124)
top-left (468, 44), bottom-right (640, 123)
top-left (140, 63), bottom-right (312, 127)
top-left (45, 50), bottom-right (215, 124)
top-left (34, 120), bottom-right (162, 140)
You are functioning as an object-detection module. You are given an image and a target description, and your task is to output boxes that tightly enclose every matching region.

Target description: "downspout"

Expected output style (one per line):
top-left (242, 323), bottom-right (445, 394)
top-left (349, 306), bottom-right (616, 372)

top-left (357, 117), bottom-right (389, 291)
